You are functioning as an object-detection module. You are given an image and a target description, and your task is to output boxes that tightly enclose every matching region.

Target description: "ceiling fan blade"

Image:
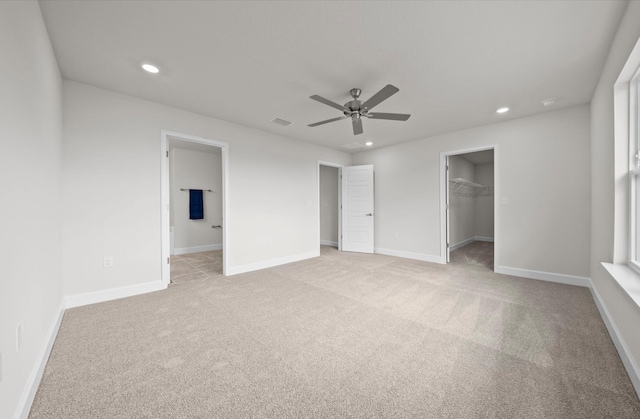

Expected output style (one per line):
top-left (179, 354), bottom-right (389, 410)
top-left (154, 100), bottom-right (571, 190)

top-left (362, 84), bottom-right (399, 110)
top-left (308, 116), bottom-right (348, 127)
top-left (310, 95), bottom-right (348, 112)
top-left (352, 117), bottom-right (363, 135)
top-left (367, 112), bottom-right (411, 121)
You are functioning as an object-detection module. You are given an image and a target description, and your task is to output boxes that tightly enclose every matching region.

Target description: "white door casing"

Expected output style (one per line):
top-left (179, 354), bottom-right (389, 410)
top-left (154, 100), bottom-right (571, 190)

top-left (445, 155), bottom-right (451, 263)
top-left (341, 165), bottom-right (374, 253)
top-left (161, 130), bottom-right (230, 285)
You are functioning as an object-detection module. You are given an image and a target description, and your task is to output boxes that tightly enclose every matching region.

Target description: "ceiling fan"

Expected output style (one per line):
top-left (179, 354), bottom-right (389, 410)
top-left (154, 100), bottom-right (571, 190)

top-left (308, 84), bottom-right (411, 135)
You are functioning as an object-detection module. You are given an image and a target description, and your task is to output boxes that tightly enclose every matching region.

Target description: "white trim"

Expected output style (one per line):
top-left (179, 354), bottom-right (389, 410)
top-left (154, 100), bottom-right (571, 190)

top-left (64, 281), bottom-right (166, 309)
top-left (16, 303), bottom-right (65, 419)
top-left (173, 243), bottom-right (223, 255)
top-left (226, 250), bottom-right (319, 276)
top-left (474, 236), bottom-right (494, 242)
top-left (450, 237), bottom-right (475, 251)
top-left (161, 130), bottom-right (230, 282)
top-left (495, 265), bottom-right (591, 287)
top-left (374, 247), bottom-right (443, 264)
top-left (440, 145), bottom-right (499, 269)
top-left (601, 263), bottom-right (640, 310)
top-left (320, 240), bottom-right (338, 247)
top-left (451, 236), bottom-right (495, 251)
top-left (589, 282), bottom-right (640, 400)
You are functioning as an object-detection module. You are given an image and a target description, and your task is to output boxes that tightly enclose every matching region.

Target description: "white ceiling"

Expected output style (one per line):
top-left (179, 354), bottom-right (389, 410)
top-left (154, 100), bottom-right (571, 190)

top-left (39, 0), bottom-right (627, 153)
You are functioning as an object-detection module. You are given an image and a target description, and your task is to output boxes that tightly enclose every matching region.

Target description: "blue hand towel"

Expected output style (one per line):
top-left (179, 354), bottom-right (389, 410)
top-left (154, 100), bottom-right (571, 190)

top-left (189, 189), bottom-right (204, 220)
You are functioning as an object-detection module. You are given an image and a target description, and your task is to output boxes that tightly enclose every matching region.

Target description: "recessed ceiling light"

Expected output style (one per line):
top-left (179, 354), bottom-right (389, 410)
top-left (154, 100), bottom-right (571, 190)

top-left (141, 63), bottom-right (160, 74)
top-left (541, 98), bottom-right (557, 107)
top-left (365, 141), bottom-right (373, 146)
top-left (496, 107), bottom-right (509, 114)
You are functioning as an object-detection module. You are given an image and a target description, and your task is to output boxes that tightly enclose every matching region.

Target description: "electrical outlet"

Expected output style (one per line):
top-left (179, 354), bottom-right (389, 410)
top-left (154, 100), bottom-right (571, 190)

top-left (103, 256), bottom-right (114, 268)
top-left (16, 324), bottom-right (22, 351)
top-left (394, 233), bottom-right (399, 240)
top-left (501, 197), bottom-right (509, 206)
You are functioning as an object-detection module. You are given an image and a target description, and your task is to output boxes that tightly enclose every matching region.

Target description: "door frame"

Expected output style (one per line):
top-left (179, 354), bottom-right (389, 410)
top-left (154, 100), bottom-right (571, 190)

top-left (161, 130), bottom-right (230, 285)
top-left (439, 145), bottom-right (499, 269)
top-left (317, 160), bottom-right (344, 252)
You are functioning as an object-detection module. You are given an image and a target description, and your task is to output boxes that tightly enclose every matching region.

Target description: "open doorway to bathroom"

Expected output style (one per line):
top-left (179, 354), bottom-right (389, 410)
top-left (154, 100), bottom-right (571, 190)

top-left (161, 131), bottom-right (229, 286)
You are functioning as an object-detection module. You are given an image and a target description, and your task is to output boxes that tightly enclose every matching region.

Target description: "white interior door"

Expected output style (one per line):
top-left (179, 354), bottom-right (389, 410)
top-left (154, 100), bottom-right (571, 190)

top-left (341, 165), bottom-right (374, 253)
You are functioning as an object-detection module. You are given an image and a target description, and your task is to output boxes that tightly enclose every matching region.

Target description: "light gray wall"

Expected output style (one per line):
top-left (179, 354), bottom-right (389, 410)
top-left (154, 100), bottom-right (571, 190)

top-left (474, 163), bottom-right (495, 239)
top-left (591, 0), bottom-right (640, 381)
top-left (353, 104), bottom-right (591, 278)
top-left (319, 165), bottom-right (339, 245)
top-left (0, 2), bottom-right (63, 418)
top-left (61, 80), bottom-right (352, 296)
top-left (170, 148), bottom-right (222, 250)
top-left (449, 155), bottom-right (476, 246)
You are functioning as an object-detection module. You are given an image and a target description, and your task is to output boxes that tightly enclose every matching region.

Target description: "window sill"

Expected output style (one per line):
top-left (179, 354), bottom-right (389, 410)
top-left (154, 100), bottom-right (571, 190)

top-left (601, 262), bottom-right (640, 309)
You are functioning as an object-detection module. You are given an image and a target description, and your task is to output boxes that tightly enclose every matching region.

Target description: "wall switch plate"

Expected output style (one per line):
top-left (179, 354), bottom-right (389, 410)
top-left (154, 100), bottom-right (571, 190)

top-left (103, 256), bottom-right (114, 268)
top-left (501, 197), bottom-right (509, 206)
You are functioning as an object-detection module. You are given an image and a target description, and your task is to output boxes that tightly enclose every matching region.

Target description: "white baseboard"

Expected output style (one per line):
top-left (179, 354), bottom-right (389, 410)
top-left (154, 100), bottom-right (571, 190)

top-left (450, 237), bottom-right (475, 251)
top-left (474, 236), bottom-right (494, 242)
top-left (450, 236), bottom-right (495, 251)
top-left (590, 284), bottom-right (640, 399)
top-left (449, 237), bottom-right (476, 251)
top-left (226, 250), bottom-right (319, 276)
top-left (64, 280), bottom-right (166, 309)
top-left (375, 247), bottom-right (443, 264)
top-left (16, 303), bottom-right (65, 419)
top-left (495, 265), bottom-right (591, 287)
top-left (173, 243), bottom-right (223, 255)
top-left (320, 240), bottom-right (338, 247)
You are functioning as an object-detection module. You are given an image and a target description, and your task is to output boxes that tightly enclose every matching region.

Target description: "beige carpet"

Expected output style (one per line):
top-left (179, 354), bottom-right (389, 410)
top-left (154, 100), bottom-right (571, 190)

top-left (29, 245), bottom-right (640, 418)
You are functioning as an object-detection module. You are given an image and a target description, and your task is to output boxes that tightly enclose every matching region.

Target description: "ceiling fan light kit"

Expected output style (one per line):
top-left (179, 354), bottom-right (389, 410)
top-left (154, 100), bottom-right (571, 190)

top-left (308, 84), bottom-right (411, 135)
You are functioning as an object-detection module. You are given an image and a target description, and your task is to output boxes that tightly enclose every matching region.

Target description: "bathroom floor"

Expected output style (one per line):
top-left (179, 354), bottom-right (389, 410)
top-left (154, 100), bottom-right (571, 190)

top-left (169, 250), bottom-right (223, 284)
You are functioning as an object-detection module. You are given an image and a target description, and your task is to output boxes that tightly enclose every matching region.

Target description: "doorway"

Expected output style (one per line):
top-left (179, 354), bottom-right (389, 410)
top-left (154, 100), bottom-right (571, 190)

top-left (319, 164), bottom-right (340, 249)
top-left (441, 146), bottom-right (498, 270)
top-left (161, 130), bottom-right (229, 286)
top-left (317, 162), bottom-right (376, 255)
top-left (318, 161), bottom-right (343, 252)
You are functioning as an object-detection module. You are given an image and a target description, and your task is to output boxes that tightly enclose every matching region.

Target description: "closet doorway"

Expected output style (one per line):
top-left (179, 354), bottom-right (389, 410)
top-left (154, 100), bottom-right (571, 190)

top-left (161, 130), bottom-right (229, 286)
top-left (318, 161), bottom-right (342, 251)
top-left (441, 147), bottom-right (497, 271)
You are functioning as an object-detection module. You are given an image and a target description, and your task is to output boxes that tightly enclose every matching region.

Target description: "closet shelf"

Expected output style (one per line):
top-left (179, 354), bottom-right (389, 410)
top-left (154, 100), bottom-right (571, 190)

top-left (449, 177), bottom-right (493, 198)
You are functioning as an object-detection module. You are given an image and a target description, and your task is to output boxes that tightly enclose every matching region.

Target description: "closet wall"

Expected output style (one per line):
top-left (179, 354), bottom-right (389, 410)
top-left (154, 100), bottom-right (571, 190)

top-left (474, 163), bottom-right (494, 239)
top-left (449, 155), bottom-right (494, 249)
top-left (449, 155), bottom-right (476, 246)
top-left (170, 146), bottom-right (222, 254)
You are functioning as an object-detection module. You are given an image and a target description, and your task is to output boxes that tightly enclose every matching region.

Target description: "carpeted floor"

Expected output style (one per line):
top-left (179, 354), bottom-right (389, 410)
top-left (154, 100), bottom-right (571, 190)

top-left (29, 244), bottom-right (640, 418)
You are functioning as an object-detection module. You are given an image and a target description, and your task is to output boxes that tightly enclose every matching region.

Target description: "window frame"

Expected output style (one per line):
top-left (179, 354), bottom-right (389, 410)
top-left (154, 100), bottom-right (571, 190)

top-left (629, 72), bottom-right (640, 273)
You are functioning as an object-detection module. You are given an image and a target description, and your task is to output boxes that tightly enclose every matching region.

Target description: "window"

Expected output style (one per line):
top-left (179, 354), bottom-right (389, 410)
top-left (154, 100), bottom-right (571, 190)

top-left (630, 73), bottom-right (640, 272)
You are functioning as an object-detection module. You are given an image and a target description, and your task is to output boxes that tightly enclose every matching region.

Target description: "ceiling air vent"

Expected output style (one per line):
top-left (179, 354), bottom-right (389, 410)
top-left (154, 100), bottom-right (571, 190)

top-left (270, 117), bottom-right (293, 127)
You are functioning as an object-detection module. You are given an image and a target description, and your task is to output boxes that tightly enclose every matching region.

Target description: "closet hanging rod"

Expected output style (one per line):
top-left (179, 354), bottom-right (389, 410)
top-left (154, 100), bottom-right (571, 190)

top-left (180, 188), bottom-right (213, 192)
